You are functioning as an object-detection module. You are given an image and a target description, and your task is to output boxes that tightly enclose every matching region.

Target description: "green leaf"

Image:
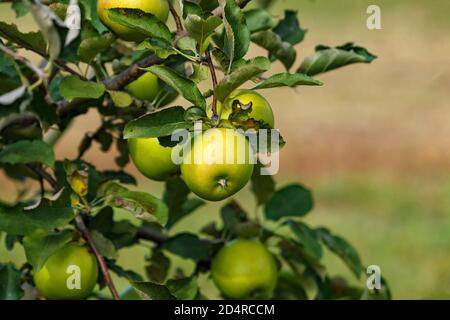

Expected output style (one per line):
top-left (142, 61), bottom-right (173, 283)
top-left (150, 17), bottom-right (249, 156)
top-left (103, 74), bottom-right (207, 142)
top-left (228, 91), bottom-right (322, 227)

top-left (0, 140), bottom-right (55, 168)
top-left (11, 0), bottom-right (29, 18)
top-left (124, 106), bottom-right (189, 139)
top-left (285, 220), bottom-right (323, 261)
top-left (264, 183), bottom-right (314, 221)
top-left (137, 38), bottom-right (178, 59)
top-left (215, 56), bottom-right (270, 101)
top-left (146, 65), bottom-right (206, 109)
top-left (108, 90), bottom-right (133, 108)
top-left (273, 10), bottom-right (307, 46)
top-left (162, 233), bottom-right (215, 261)
top-left (102, 182), bottom-right (168, 226)
top-left (251, 165), bottom-right (275, 205)
top-left (146, 249), bottom-right (170, 283)
top-left (77, 32), bottom-right (115, 63)
top-left (298, 43), bottom-right (377, 76)
top-left (79, 0), bottom-right (109, 34)
top-left (220, 201), bottom-right (248, 236)
top-left (164, 176), bottom-right (205, 228)
top-left (108, 262), bottom-right (143, 282)
top-left (188, 63), bottom-right (209, 84)
top-left (60, 76), bottom-right (105, 101)
top-left (22, 229), bottom-right (73, 272)
top-left (251, 30), bottom-right (296, 70)
top-left (182, 1), bottom-right (203, 18)
top-left (90, 230), bottom-right (118, 260)
top-left (0, 22), bottom-right (46, 54)
top-left (107, 8), bottom-right (172, 42)
top-left (221, 0), bottom-right (250, 69)
top-left (0, 202), bottom-right (74, 236)
top-left (252, 72), bottom-right (322, 90)
top-left (166, 276), bottom-right (198, 300)
top-left (130, 280), bottom-right (175, 300)
top-left (244, 8), bottom-right (274, 33)
top-left (184, 14), bottom-right (222, 54)
top-left (316, 227), bottom-right (362, 278)
top-left (176, 36), bottom-right (197, 54)
top-left (0, 263), bottom-right (24, 300)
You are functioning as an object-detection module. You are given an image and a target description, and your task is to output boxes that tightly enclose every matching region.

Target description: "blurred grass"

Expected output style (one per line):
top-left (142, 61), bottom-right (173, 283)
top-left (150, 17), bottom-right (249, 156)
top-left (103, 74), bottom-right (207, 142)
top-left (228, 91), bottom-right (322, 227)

top-left (1, 0), bottom-right (450, 300)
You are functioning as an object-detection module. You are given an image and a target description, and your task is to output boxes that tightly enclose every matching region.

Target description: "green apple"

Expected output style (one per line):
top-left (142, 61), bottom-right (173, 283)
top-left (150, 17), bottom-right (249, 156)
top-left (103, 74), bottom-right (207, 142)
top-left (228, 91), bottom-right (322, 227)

top-left (207, 90), bottom-right (275, 128)
top-left (97, 0), bottom-right (169, 42)
top-left (211, 239), bottom-right (278, 299)
top-left (181, 128), bottom-right (254, 201)
top-left (120, 286), bottom-right (142, 300)
top-left (126, 72), bottom-right (160, 102)
top-left (128, 137), bottom-right (179, 181)
top-left (33, 243), bottom-right (98, 300)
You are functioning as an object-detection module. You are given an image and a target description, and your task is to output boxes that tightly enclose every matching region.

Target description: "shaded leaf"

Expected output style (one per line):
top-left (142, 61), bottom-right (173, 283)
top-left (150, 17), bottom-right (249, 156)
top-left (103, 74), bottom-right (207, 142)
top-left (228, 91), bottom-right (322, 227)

top-left (298, 43), bottom-right (377, 76)
top-left (251, 30), bottom-right (296, 70)
top-left (22, 229), bottom-right (73, 272)
top-left (124, 106), bottom-right (190, 139)
top-left (273, 10), bottom-right (306, 46)
top-left (215, 56), bottom-right (270, 101)
top-left (164, 176), bottom-right (205, 228)
top-left (146, 250), bottom-right (170, 283)
top-left (184, 14), bottom-right (222, 54)
top-left (251, 165), bottom-right (275, 205)
top-left (107, 8), bottom-right (172, 42)
top-left (60, 76), bottom-right (105, 101)
top-left (12, 0), bottom-right (30, 18)
top-left (79, 0), bottom-right (109, 34)
top-left (166, 276), bottom-right (198, 300)
top-left (163, 233), bottom-right (215, 261)
top-left (0, 263), bottom-right (23, 300)
top-left (91, 230), bottom-right (118, 259)
top-left (221, 0), bottom-right (250, 69)
top-left (0, 201), bottom-right (74, 236)
top-left (316, 227), bottom-right (362, 278)
top-left (264, 183), bottom-right (313, 221)
top-left (77, 32), bottom-right (115, 63)
top-left (0, 22), bottom-right (46, 53)
top-left (285, 220), bottom-right (323, 261)
top-left (146, 65), bottom-right (206, 109)
top-left (102, 181), bottom-right (168, 226)
top-left (130, 280), bottom-right (175, 300)
top-left (0, 140), bottom-right (54, 168)
top-left (137, 38), bottom-right (178, 59)
top-left (244, 8), bottom-right (274, 33)
top-left (253, 72), bottom-right (322, 90)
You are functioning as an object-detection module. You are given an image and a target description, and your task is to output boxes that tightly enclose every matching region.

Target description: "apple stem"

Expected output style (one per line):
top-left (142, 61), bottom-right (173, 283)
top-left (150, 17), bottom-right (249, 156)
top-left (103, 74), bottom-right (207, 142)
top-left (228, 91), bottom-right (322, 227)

top-left (75, 214), bottom-right (120, 300)
top-left (205, 50), bottom-right (219, 126)
top-left (169, 3), bottom-right (184, 33)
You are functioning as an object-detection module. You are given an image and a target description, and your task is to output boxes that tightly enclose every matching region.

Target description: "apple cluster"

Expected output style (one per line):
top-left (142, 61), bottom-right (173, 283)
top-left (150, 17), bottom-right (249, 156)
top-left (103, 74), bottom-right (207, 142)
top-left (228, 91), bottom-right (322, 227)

top-left (33, 0), bottom-right (279, 300)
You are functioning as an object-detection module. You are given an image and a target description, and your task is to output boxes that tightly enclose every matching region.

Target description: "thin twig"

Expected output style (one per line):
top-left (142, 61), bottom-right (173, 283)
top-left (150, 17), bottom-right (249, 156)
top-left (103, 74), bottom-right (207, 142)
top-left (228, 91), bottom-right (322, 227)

top-left (0, 28), bottom-right (85, 79)
top-left (0, 43), bottom-right (44, 79)
top-left (205, 50), bottom-right (218, 123)
top-left (169, 3), bottom-right (184, 33)
top-left (136, 226), bottom-right (169, 244)
top-left (74, 215), bottom-right (120, 300)
top-left (38, 170), bottom-right (45, 199)
top-left (57, 55), bottom-right (165, 118)
top-left (27, 165), bottom-right (59, 192)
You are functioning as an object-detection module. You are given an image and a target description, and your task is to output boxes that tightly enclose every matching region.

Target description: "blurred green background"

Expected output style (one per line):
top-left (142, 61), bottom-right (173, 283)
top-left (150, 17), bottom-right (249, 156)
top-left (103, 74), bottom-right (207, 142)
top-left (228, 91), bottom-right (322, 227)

top-left (1, 0), bottom-right (450, 299)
